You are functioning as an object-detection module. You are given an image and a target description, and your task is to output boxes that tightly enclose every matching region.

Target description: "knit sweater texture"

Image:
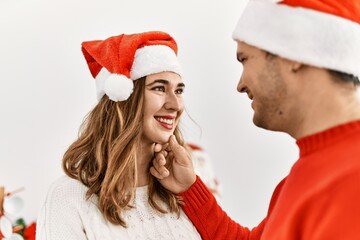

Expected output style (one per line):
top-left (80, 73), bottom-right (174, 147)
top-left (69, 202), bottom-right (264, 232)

top-left (36, 176), bottom-right (201, 240)
top-left (180, 120), bottom-right (360, 240)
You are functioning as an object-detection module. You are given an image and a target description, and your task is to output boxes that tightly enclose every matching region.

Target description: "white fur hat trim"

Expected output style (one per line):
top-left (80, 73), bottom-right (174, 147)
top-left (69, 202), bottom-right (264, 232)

top-left (130, 45), bottom-right (183, 80)
top-left (233, 0), bottom-right (360, 78)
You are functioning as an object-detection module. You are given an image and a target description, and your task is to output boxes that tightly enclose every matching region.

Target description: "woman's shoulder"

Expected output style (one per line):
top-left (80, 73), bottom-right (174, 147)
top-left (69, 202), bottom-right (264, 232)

top-left (44, 175), bottom-right (89, 204)
top-left (37, 177), bottom-right (96, 239)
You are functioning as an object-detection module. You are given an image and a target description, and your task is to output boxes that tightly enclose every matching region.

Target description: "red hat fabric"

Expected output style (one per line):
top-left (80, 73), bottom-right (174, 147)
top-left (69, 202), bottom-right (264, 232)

top-left (81, 31), bottom-right (182, 102)
top-left (280, 0), bottom-right (360, 24)
top-left (233, 0), bottom-right (360, 78)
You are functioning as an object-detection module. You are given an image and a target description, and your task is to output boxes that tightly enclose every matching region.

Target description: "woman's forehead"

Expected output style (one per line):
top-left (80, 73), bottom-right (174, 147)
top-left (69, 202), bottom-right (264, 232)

top-left (145, 72), bottom-right (183, 84)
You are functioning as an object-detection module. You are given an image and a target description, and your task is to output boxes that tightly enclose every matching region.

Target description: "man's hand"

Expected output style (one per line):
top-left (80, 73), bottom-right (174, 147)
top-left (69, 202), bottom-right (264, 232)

top-left (150, 135), bottom-right (196, 194)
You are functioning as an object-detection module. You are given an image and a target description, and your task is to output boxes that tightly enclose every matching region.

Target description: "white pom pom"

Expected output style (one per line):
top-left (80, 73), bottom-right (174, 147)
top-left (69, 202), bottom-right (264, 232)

top-left (3, 196), bottom-right (24, 215)
top-left (104, 74), bottom-right (134, 102)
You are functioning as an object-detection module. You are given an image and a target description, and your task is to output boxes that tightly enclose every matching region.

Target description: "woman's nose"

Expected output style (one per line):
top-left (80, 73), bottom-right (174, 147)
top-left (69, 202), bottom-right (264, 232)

top-left (164, 92), bottom-right (183, 111)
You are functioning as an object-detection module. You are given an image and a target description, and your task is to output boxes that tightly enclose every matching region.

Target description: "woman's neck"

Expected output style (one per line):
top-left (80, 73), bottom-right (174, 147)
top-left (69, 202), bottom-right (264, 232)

top-left (136, 142), bottom-right (155, 187)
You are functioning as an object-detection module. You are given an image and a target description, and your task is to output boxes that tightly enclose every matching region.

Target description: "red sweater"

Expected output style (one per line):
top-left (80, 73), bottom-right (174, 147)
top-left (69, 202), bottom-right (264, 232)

top-left (179, 120), bottom-right (360, 239)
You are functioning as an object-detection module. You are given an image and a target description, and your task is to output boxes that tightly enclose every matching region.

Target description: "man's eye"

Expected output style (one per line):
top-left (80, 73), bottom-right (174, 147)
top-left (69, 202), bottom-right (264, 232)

top-left (239, 57), bottom-right (247, 63)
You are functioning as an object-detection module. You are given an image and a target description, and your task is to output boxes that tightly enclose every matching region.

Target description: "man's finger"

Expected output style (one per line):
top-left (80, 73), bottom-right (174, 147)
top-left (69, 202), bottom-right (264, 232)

top-left (169, 135), bottom-right (187, 156)
top-left (152, 153), bottom-right (171, 176)
top-left (150, 166), bottom-right (167, 179)
top-left (154, 143), bottom-right (163, 153)
top-left (153, 153), bottom-right (166, 169)
top-left (151, 163), bottom-right (169, 177)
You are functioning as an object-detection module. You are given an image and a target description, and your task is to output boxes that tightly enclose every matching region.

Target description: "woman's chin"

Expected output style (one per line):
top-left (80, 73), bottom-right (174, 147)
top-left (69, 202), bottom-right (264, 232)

top-left (155, 134), bottom-right (172, 144)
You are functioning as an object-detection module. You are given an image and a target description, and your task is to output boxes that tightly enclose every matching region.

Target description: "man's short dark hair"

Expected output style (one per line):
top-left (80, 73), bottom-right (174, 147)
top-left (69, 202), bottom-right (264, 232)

top-left (263, 50), bottom-right (360, 86)
top-left (328, 70), bottom-right (360, 86)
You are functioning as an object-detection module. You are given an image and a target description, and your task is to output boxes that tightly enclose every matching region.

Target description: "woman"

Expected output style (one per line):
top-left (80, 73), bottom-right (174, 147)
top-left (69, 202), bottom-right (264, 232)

top-left (36, 31), bottom-right (201, 240)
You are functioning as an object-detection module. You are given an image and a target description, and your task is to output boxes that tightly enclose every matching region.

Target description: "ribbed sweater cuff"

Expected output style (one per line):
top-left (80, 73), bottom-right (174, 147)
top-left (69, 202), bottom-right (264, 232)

top-left (178, 176), bottom-right (212, 208)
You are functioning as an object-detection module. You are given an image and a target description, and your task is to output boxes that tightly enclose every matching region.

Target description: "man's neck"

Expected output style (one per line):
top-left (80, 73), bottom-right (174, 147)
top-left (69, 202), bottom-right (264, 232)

top-left (293, 89), bottom-right (360, 139)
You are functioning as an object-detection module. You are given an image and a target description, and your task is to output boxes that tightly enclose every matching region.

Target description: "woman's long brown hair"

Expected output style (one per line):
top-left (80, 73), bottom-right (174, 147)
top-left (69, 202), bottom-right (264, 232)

top-left (62, 77), bottom-right (185, 227)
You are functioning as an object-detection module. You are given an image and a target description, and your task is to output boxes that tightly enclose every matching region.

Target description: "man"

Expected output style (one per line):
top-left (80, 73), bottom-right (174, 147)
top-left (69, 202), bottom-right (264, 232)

top-left (151, 0), bottom-right (360, 239)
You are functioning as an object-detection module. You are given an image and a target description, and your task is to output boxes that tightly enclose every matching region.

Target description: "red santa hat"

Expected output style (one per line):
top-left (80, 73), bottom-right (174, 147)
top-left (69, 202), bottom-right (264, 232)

top-left (81, 31), bottom-right (182, 102)
top-left (233, 0), bottom-right (360, 78)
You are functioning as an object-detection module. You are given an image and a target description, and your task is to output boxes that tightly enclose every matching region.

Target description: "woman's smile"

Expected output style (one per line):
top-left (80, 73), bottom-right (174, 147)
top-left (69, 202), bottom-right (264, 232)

top-left (155, 115), bottom-right (175, 130)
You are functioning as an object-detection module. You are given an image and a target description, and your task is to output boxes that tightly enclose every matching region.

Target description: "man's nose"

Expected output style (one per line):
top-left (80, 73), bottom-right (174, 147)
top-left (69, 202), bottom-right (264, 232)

top-left (237, 75), bottom-right (246, 93)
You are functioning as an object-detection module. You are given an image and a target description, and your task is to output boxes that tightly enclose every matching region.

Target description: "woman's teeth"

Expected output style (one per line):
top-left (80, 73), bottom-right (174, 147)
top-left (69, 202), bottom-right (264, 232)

top-left (156, 117), bottom-right (173, 125)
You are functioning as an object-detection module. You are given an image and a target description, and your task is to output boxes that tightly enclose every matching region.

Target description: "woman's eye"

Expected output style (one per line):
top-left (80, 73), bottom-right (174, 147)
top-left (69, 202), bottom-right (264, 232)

top-left (175, 88), bottom-right (184, 94)
top-left (152, 86), bottom-right (165, 92)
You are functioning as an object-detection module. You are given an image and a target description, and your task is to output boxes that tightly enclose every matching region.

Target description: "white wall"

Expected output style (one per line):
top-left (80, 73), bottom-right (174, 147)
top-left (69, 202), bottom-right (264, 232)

top-left (0, 0), bottom-right (298, 228)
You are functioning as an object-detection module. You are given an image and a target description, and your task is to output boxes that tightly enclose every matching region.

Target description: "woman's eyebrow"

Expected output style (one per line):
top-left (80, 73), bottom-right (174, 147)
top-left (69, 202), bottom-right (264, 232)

top-left (146, 79), bottom-right (185, 88)
top-left (146, 79), bottom-right (169, 86)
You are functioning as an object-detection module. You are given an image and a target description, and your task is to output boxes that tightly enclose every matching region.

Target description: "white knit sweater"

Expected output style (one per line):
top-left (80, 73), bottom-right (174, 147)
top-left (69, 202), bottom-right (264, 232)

top-left (36, 176), bottom-right (201, 240)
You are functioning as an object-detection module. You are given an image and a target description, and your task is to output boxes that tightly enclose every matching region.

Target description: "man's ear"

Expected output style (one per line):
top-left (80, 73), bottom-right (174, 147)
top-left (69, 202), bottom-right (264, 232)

top-left (289, 61), bottom-right (303, 73)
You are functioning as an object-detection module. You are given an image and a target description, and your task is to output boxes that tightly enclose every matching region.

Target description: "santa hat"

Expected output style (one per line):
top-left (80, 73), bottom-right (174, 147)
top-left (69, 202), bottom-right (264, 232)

top-left (81, 31), bottom-right (182, 102)
top-left (233, 0), bottom-right (360, 78)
